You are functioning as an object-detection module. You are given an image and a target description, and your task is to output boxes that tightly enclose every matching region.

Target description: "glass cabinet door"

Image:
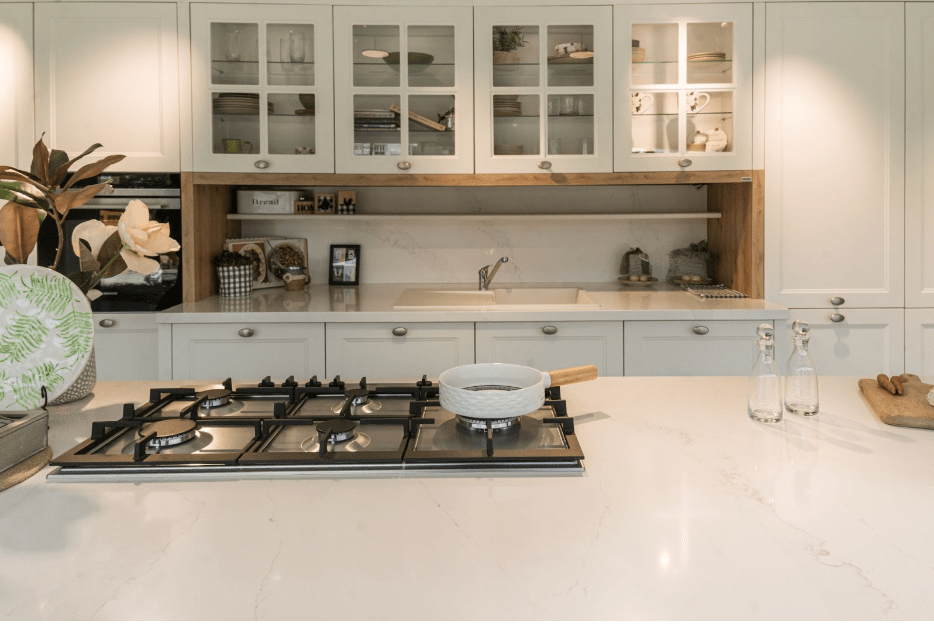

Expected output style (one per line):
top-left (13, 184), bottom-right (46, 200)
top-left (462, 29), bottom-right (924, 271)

top-left (192, 4), bottom-right (333, 173)
top-left (475, 7), bottom-right (613, 173)
top-left (334, 7), bottom-right (473, 174)
top-left (615, 4), bottom-right (751, 172)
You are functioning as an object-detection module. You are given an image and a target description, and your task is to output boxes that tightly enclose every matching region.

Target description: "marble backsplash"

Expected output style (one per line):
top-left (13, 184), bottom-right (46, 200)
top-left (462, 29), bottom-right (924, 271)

top-left (241, 185), bottom-right (709, 285)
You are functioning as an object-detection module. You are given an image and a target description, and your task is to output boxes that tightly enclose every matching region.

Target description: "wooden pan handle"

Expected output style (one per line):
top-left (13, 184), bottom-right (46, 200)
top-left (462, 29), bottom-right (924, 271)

top-left (547, 365), bottom-right (598, 387)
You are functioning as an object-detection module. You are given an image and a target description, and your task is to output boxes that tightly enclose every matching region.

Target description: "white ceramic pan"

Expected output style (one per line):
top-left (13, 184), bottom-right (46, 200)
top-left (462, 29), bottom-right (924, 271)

top-left (438, 363), bottom-right (598, 419)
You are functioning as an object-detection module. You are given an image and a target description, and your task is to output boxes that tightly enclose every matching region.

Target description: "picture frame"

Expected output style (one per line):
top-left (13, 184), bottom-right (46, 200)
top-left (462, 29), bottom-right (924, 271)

top-left (329, 244), bottom-right (360, 285)
top-left (337, 190), bottom-right (356, 214)
top-left (314, 193), bottom-right (335, 215)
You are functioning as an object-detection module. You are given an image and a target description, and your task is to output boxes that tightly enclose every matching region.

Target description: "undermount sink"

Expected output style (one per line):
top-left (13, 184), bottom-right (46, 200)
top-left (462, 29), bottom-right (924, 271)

top-left (392, 287), bottom-right (600, 310)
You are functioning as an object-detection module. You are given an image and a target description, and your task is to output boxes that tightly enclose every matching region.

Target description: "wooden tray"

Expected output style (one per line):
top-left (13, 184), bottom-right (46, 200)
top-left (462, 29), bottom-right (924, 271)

top-left (858, 374), bottom-right (934, 429)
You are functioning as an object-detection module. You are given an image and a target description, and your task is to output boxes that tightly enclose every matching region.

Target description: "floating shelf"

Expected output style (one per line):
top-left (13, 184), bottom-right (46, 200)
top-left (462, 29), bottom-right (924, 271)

top-left (227, 211), bottom-right (721, 222)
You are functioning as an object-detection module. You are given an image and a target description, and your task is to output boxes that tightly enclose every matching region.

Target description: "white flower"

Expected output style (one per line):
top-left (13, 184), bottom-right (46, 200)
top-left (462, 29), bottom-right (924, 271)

top-left (71, 219), bottom-right (117, 258)
top-left (117, 199), bottom-right (180, 275)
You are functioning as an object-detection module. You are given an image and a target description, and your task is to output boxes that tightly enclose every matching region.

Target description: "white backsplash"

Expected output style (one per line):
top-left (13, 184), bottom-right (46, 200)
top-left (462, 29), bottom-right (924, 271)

top-left (241, 185), bottom-right (708, 284)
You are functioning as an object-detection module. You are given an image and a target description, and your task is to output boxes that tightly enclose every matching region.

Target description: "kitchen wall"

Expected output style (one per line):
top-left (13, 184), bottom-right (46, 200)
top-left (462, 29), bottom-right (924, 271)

top-left (241, 184), bottom-right (708, 284)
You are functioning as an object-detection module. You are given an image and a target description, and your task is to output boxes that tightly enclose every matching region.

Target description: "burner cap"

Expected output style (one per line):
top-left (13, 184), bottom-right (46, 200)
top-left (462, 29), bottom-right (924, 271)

top-left (198, 388), bottom-right (231, 408)
top-left (455, 414), bottom-right (521, 431)
top-left (316, 418), bottom-right (356, 443)
top-left (139, 418), bottom-right (197, 448)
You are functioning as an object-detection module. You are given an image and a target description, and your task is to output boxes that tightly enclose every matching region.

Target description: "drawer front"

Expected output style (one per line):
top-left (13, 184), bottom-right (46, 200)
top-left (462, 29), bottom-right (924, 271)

top-left (325, 323), bottom-right (474, 380)
top-left (476, 321), bottom-right (624, 376)
top-left (906, 309), bottom-right (934, 376)
top-left (93, 313), bottom-right (159, 381)
top-left (171, 322), bottom-right (325, 380)
top-left (625, 320), bottom-right (766, 376)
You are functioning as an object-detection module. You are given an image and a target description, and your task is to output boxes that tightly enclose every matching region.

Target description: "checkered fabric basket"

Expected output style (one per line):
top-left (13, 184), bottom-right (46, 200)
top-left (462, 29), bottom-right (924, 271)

top-left (217, 265), bottom-right (253, 297)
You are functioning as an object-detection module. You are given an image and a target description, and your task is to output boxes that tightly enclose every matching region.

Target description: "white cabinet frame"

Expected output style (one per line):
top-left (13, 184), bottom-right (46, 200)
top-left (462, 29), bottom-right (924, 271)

top-left (0, 4), bottom-right (34, 169)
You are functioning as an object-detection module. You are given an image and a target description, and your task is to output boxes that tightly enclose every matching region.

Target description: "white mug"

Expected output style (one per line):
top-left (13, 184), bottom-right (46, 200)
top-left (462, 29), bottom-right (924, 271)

top-left (686, 91), bottom-right (711, 114)
top-left (631, 92), bottom-right (655, 114)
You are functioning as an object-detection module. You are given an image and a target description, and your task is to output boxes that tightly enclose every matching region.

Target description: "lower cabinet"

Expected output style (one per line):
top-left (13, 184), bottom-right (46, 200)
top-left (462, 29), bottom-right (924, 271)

top-left (905, 309), bottom-right (934, 376)
top-left (93, 313), bottom-right (159, 381)
top-left (171, 322), bottom-right (325, 380)
top-left (325, 323), bottom-right (474, 380)
top-left (777, 308), bottom-right (905, 376)
top-left (624, 320), bottom-right (767, 376)
top-left (475, 322), bottom-right (624, 376)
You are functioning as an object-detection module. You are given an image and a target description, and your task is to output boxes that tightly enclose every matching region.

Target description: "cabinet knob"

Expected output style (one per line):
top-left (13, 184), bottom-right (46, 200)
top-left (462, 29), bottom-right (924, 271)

top-left (678, 158), bottom-right (693, 168)
top-left (542, 325), bottom-right (558, 335)
top-left (538, 161), bottom-right (552, 170)
top-left (397, 161), bottom-right (411, 171)
top-left (830, 313), bottom-right (845, 323)
top-left (830, 297), bottom-right (845, 306)
top-left (98, 318), bottom-right (116, 328)
top-left (254, 160), bottom-right (269, 169)
top-left (692, 325), bottom-right (709, 335)
top-left (391, 327), bottom-right (408, 336)
top-left (238, 328), bottom-right (255, 337)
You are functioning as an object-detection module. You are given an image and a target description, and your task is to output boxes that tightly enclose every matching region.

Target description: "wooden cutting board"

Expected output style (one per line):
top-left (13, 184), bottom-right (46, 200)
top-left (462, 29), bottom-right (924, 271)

top-left (858, 374), bottom-right (934, 429)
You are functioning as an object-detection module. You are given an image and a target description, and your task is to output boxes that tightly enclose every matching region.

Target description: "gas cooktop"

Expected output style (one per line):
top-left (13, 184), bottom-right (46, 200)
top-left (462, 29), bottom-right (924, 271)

top-left (48, 376), bottom-right (584, 481)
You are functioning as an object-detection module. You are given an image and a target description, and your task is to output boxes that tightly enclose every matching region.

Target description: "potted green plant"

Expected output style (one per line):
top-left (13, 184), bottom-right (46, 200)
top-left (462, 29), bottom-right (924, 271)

top-left (492, 26), bottom-right (527, 64)
top-left (212, 250), bottom-right (254, 297)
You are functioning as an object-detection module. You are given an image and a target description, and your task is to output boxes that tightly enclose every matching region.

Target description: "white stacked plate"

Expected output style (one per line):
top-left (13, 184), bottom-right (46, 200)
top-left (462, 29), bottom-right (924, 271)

top-left (213, 93), bottom-right (273, 115)
top-left (687, 51), bottom-right (727, 61)
top-left (493, 97), bottom-right (522, 117)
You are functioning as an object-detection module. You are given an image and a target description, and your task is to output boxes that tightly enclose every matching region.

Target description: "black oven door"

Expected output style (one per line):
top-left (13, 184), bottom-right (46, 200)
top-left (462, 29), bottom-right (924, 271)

top-left (37, 196), bottom-right (182, 312)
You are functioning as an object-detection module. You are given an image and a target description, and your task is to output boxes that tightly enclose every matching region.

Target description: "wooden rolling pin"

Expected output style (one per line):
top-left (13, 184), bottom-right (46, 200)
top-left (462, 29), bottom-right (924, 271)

top-left (547, 365), bottom-right (599, 386)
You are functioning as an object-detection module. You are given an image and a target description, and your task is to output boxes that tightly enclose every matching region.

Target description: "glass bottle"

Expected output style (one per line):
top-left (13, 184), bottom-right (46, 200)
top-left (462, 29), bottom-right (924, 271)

top-left (784, 320), bottom-right (819, 416)
top-left (748, 323), bottom-right (783, 423)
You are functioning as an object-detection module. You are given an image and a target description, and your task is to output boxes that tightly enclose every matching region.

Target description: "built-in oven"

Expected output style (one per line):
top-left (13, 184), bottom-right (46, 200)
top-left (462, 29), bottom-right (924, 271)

top-left (37, 173), bottom-right (182, 312)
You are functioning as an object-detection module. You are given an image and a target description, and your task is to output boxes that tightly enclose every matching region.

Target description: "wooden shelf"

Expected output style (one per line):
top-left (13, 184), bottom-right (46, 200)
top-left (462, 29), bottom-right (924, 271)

top-left (191, 170), bottom-right (752, 187)
top-left (227, 211), bottom-right (722, 222)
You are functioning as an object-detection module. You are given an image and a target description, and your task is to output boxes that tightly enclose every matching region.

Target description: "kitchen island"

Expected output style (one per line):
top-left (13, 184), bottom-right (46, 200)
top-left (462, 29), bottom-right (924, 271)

top-left (2, 376), bottom-right (931, 620)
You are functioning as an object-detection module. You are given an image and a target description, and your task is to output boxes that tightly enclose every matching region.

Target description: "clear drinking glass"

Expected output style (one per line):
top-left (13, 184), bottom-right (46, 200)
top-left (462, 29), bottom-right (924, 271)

top-left (748, 324), bottom-right (783, 423)
top-left (784, 320), bottom-right (819, 416)
top-left (226, 29), bottom-right (241, 61)
top-left (289, 31), bottom-right (305, 63)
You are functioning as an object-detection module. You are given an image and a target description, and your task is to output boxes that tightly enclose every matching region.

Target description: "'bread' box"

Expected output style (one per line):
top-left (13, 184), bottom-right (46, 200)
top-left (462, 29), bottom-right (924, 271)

top-left (237, 189), bottom-right (303, 214)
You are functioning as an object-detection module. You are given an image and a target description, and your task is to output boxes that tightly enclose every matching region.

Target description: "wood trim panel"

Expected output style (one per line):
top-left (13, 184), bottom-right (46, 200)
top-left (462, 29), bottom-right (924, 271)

top-left (707, 170), bottom-right (764, 298)
top-left (190, 170), bottom-right (753, 187)
top-left (182, 173), bottom-right (238, 303)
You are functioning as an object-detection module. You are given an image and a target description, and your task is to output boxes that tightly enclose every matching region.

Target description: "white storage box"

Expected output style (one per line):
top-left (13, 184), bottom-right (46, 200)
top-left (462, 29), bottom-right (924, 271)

top-left (236, 189), bottom-right (303, 214)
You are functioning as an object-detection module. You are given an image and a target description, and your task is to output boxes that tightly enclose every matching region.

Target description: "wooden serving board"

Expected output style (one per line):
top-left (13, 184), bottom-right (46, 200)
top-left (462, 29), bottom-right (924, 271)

top-left (858, 374), bottom-right (934, 429)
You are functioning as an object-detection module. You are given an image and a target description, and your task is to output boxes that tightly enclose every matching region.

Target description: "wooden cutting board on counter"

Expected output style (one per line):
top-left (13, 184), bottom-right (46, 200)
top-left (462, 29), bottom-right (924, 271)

top-left (858, 374), bottom-right (934, 429)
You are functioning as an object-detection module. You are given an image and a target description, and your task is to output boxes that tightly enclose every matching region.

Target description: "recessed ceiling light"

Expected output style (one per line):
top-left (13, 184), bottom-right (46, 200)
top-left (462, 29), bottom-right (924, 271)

top-left (569, 50), bottom-right (594, 59)
top-left (362, 49), bottom-right (389, 58)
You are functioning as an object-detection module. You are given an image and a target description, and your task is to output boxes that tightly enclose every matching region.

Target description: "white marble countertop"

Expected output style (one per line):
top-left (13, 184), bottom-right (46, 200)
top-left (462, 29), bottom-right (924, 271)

top-left (2, 376), bottom-right (932, 620)
top-left (157, 282), bottom-right (788, 323)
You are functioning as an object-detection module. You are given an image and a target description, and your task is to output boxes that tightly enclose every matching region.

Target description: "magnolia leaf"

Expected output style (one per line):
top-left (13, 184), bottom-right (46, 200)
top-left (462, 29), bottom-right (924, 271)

top-left (3, 187), bottom-right (48, 211)
top-left (48, 150), bottom-right (69, 181)
top-left (0, 171), bottom-right (50, 194)
top-left (62, 154), bottom-right (126, 192)
top-left (66, 270), bottom-right (97, 295)
top-left (4, 251), bottom-right (17, 265)
top-left (0, 202), bottom-right (41, 263)
top-left (77, 238), bottom-right (100, 272)
top-left (31, 137), bottom-right (51, 185)
top-left (96, 230), bottom-right (127, 278)
top-left (56, 182), bottom-right (111, 217)
top-left (0, 165), bottom-right (43, 185)
top-left (50, 143), bottom-right (103, 188)
top-left (100, 253), bottom-right (128, 279)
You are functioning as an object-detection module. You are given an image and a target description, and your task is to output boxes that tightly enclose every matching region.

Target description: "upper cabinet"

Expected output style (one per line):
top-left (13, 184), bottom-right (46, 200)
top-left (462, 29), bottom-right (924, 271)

top-left (0, 4), bottom-right (33, 169)
top-left (34, 3), bottom-right (180, 172)
top-left (333, 6), bottom-right (474, 174)
top-left (474, 6), bottom-right (613, 174)
top-left (191, 4), bottom-right (334, 173)
top-left (764, 2), bottom-right (904, 309)
top-left (614, 4), bottom-right (752, 172)
top-left (905, 3), bottom-right (934, 308)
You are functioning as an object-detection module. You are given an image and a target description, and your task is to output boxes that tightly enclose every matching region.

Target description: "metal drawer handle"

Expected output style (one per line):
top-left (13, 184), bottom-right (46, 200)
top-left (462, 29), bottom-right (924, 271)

top-left (98, 319), bottom-right (116, 328)
top-left (238, 328), bottom-right (255, 338)
top-left (831, 297), bottom-right (845, 306)
top-left (678, 158), bottom-right (693, 168)
top-left (692, 326), bottom-right (709, 335)
top-left (542, 325), bottom-right (558, 335)
top-left (392, 327), bottom-right (408, 337)
top-left (254, 160), bottom-right (269, 169)
top-left (830, 314), bottom-right (845, 323)
top-left (538, 161), bottom-right (552, 170)
top-left (397, 161), bottom-right (411, 170)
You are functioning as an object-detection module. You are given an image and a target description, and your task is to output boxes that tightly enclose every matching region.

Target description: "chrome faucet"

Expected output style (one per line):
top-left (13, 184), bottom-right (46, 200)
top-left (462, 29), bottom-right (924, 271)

top-left (479, 257), bottom-right (508, 290)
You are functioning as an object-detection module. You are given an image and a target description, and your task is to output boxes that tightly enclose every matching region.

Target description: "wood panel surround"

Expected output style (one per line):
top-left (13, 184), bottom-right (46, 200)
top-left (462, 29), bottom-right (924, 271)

top-left (181, 171), bottom-right (764, 303)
